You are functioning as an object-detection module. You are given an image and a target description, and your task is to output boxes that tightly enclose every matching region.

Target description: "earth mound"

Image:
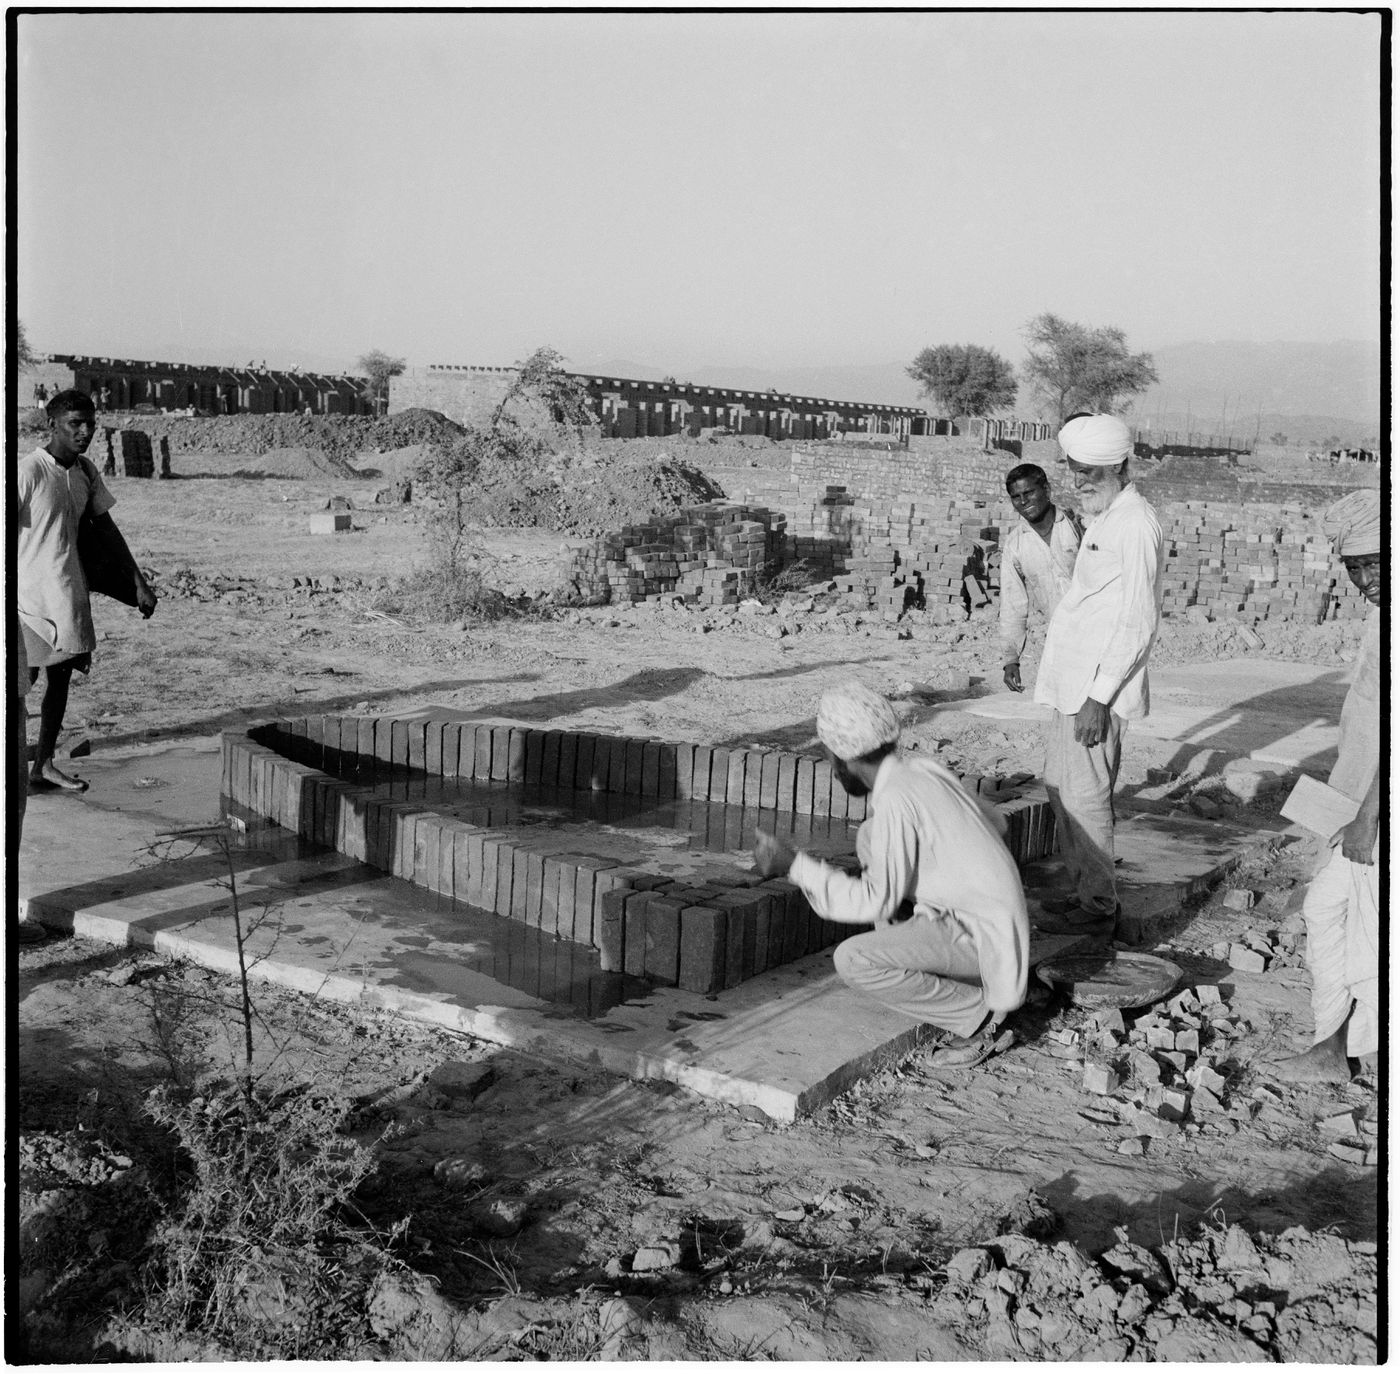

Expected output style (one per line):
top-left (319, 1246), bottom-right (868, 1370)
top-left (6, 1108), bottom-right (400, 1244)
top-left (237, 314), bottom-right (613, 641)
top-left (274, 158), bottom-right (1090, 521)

top-left (468, 449), bottom-right (725, 536)
top-left (131, 409), bottom-right (467, 469)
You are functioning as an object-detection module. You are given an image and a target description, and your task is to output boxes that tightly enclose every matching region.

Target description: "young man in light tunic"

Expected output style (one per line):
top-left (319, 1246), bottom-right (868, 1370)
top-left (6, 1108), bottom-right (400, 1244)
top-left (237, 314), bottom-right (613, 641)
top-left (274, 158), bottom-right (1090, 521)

top-left (753, 681), bottom-right (1028, 1065)
top-left (1032, 415), bottom-right (1165, 939)
top-left (999, 462), bottom-right (1084, 693)
top-left (17, 390), bottom-right (156, 791)
top-left (1273, 490), bottom-right (1382, 1084)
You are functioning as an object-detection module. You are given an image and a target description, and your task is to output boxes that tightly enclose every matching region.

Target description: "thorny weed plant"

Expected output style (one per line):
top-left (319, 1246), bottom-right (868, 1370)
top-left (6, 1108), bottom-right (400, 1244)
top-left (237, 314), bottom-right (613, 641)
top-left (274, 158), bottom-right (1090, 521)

top-left (124, 822), bottom-right (407, 1357)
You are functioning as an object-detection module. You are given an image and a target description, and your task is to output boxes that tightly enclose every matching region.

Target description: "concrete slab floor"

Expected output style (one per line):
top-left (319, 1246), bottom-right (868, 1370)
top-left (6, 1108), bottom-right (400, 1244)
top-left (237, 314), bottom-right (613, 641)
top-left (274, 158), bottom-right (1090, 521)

top-left (17, 738), bottom-right (1283, 1122)
top-left (931, 658), bottom-right (1348, 773)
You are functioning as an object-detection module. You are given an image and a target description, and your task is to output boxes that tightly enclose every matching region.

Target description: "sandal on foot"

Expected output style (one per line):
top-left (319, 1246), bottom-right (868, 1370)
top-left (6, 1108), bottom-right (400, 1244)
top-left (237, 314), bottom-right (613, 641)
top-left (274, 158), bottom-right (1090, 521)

top-left (934, 1026), bottom-right (1016, 1069)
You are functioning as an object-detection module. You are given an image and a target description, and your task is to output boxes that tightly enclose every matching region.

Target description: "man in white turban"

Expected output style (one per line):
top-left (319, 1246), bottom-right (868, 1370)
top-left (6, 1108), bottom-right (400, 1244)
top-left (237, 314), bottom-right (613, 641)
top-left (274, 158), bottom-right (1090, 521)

top-left (753, 681), bottom-right (1029, 1065)
top-left (1274, 489), bottom-right (1382, 1083)
top-left (1032, 415), bottom-right (1165, 938)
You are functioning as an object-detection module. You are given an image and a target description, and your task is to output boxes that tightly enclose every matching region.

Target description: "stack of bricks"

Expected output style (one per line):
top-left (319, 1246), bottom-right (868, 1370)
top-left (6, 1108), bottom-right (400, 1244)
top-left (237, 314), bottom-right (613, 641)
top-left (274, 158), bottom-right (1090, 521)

top-left (1159, 501), bottom-right (1369, 623)
top-left (561, 502), bottom-right (786, 606)
top-left (224, 714), bottom-right (1056, 997)
top-left (107, 431), bottom-right (156, 479)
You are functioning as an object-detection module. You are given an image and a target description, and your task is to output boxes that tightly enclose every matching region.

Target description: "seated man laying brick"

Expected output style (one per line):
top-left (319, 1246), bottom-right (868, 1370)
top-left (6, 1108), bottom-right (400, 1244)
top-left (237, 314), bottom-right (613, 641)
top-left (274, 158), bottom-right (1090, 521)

top-left (753, 681), bottom-right (1028, 1065)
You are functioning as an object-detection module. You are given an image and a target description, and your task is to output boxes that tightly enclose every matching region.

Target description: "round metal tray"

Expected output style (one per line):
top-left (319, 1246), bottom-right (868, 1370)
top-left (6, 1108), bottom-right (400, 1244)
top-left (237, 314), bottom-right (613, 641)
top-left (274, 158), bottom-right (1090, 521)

top-left (1035, 951), bottom-right (1184, 1010)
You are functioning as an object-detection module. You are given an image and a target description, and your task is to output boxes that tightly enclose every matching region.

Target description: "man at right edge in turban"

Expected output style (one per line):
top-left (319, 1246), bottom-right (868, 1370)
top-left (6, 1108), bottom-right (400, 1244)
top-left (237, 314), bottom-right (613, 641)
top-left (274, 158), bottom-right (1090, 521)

top-left (1272, 489), bottom-right (1382, 1084)
top-left (1032, 415), bottom-right (1165, 939)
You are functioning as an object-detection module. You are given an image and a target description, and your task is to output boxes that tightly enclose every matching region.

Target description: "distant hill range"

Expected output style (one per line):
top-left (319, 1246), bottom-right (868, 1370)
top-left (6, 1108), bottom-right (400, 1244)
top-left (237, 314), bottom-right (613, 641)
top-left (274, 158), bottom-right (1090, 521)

top-left (577, 340), bottom-right (1381, 447)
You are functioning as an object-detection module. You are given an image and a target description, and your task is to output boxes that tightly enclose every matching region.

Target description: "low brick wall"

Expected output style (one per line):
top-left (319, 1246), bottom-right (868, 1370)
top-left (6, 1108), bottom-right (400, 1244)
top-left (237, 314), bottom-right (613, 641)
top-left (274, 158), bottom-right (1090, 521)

top-left (222, 715), bottom-right (1055, 997)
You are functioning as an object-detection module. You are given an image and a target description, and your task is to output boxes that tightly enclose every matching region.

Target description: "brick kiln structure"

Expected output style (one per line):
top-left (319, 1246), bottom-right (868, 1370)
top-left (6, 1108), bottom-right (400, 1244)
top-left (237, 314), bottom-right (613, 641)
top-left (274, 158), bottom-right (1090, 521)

top-left (32, 354), bottom-right (372, 417)
top-left (390, 364), bottom-right (946, 440)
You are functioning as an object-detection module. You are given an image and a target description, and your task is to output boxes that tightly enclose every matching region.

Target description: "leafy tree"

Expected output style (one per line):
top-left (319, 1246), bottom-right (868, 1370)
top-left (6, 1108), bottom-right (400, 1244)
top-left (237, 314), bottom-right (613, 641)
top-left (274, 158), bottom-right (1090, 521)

top-left (16, 320), bottom-right (37, 370)
top-left (356, 349), bottom-right (406, 416)
top-left (906, 344), bottom-right (1017, 420)
top-left (1021, 313), bottom-right (1158, 421)
top-left (1269, 431), bottom-right (1289, 446)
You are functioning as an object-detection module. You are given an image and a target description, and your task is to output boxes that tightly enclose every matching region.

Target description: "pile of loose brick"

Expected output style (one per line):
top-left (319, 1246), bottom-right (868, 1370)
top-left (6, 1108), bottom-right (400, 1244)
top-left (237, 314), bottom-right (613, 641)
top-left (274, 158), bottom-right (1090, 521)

top-left (562, 502), bottom-right (785, 606)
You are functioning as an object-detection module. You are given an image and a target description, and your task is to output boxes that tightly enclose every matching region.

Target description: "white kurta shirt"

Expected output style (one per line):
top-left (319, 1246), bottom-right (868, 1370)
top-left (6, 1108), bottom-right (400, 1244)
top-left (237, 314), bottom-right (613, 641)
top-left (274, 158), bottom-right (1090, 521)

top-left (1034, 481), bottom-right (1165, 721)
top-left (998, 504), bottom-right (1083, 667)
top-left (17, 447), bottom-right (115, 667)
top-left (787, 754), bottom-right (1030, 1015)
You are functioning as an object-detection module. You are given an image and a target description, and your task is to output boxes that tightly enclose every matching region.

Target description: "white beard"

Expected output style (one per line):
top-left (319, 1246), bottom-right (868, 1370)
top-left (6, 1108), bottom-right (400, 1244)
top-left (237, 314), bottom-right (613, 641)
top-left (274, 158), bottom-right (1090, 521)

top-left (1076, 484), bottom-right (1112, 516)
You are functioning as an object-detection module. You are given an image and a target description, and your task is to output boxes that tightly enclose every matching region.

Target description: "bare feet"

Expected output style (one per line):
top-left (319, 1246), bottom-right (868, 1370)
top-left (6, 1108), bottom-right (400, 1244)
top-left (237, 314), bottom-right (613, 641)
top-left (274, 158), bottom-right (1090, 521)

top-left (30, 761), bottom-right (88, 792)
top-left (1270, 1041), bottom-right (1353, 1084)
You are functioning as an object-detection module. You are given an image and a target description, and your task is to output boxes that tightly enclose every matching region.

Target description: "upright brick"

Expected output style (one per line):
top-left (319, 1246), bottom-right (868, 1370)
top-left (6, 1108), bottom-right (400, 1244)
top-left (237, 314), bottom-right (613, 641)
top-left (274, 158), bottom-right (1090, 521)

top-left (689, 745), bottom-right (712, 800)
top-left (708, 748), bottom-right (731, 804)
top-left (743, 750), bottom-right (766, 808)
top-left (574, 732), bottom-right (599, 791)
top-left (391, 719), bottom-right (411, 772)
top-left (608, 737), bottom-right (631, 794)
top-left (453, 828), bottom-right (486, 907)
top-left (541, 730), bottom-right (563, 787)
top-left (678, 904), bottom-right (727, 994)
top-left (589, 736), bottom-right (616, 792)
top-left (507, 728), bottom-right (529, 782)
top-left (440, 722), bottom-right (462, 778)
top-left (759, 753), bottom-right (781, 810)
top-left (726, 750), bottom-right (747, 806)
top-left (541, 854), bottom-right (571, 936)
top-left (474, 724), bottom-right (494, 780)
top-left (353, 718), bottom-right (376, 776)
top-left (524, 729), bottom-right (546, 786)
top-left (557, 732), bottom-right (578, 792)
top-left (642, 893), bottom-right (684, 985)
top-left (406, 719), bottom-right (427, 773)
top-left (372, 717), bottom-right (395, 769)
top-left (656, 743), bottom-right (678, 800)
top-left (490, 726), bottom-right (513, 781)
top-left (624, 739), bottom-right (646, 796)
top-left (510, 849), bottom-right (532, 922)
top-left (598, 887), bottom-right (631, 971)
top-left (812, 759), bottom-right (834, 816)
top-left (623, 891), bottom-right (650, 977)
top-left (641, 741), bottom-right (662, 798)
top-left (794, 756), bottom-right (816, 815)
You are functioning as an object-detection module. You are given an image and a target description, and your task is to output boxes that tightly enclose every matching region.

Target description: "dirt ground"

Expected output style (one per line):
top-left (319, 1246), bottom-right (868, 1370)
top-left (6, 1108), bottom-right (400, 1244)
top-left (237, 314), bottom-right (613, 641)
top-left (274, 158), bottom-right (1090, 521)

top-left (13, 444), bottom-right (1380, 1360)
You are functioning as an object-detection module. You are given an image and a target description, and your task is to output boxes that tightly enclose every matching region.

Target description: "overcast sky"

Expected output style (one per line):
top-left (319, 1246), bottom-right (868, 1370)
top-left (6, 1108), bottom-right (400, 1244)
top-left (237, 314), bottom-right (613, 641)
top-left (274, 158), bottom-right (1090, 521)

top-left (15, 11), bottom-right (1383, 375)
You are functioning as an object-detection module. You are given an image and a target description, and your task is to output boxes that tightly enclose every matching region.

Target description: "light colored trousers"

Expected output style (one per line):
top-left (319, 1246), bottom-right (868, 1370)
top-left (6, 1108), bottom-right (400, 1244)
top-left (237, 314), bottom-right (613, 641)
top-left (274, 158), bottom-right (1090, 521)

top-left (1043, 707), bottom-right (1123, 917)
top-left (1302, 842), bottom-right (1379, 1057)
top-left (833, 911), bottom-right (989, 1036)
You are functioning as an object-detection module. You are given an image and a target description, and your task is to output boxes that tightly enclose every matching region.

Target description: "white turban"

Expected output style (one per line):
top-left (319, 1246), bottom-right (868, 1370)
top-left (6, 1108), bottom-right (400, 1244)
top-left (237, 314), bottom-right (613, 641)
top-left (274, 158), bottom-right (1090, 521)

top-left (816, 681), bottom-right (901, 761)
top-left (1058, 414), bottom-right (1133, 466)
top-left (1322, 489), bottom-right (1382, 558)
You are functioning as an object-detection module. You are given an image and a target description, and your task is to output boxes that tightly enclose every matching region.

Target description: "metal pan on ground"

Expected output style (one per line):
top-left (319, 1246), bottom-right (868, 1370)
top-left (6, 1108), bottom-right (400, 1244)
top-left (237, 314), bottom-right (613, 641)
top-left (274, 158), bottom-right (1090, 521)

top-left (1036, 951), bottom-right (1183, 1011)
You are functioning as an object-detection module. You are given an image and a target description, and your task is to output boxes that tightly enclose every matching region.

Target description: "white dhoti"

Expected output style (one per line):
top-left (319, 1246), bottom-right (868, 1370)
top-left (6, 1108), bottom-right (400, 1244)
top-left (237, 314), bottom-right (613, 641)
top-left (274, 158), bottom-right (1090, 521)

top-left (1301, 841), bottom-right (1379, 1058)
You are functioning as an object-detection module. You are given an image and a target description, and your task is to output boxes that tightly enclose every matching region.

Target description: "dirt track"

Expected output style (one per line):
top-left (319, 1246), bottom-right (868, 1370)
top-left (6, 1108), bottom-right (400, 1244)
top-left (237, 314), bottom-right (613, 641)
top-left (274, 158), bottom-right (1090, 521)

top-left (14, 445), bottom-right (1379, 1360)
